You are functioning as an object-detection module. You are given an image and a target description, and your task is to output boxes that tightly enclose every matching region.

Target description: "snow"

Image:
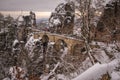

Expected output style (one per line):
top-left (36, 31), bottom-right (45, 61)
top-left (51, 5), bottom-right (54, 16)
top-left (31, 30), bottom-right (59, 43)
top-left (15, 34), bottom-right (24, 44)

top-left (72, 41), bottom-right (120, 80)
top-left (73, 63), bottom-right (105, 80)
top-left (103, 0), bottom-right (113, 6)
top-left (93, 48), bottom-right (110, 63)
top-left (9, 66), bottom-right (26, 80)
top-left (61, 47), bottom-right (68, 58)
top-left (73, 59), bottom-right (120, 80)
top-left (12, 39), bottom-right (19, 47)
top-left (12, 39), bottom-right (21, 53)
top-left (41, 74), bottom-right (67, 80)
top-left (91, 0), bottom-right (98, 9)
top-left (3, 77), bottom-right (10, 80)
top-left (25, 36), bottom-right (34, 50)
top-left (25, 35), bottom-right (41, 58)
top-left (48, 42), bottom-right (55, 45)
top-left (49, 17), bottom-right (61, 27)
top-left (73, 27), bottom-right (82, 36)
top-left (91, 0), bottom-right (112, 9)
top-left (56, 74), bottom-right (68, 80)
top-left (111, 71), bottom-right (120, 80)
top-left (82, 57), bottom-right (93, 70)
top-left (53, 18), bottom-right (61, 26)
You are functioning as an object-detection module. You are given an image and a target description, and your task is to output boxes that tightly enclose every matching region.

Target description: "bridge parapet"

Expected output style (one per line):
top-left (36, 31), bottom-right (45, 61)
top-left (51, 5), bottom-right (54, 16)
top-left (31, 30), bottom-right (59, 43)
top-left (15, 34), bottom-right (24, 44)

top-left (33, 31), bottom-right (84, 54)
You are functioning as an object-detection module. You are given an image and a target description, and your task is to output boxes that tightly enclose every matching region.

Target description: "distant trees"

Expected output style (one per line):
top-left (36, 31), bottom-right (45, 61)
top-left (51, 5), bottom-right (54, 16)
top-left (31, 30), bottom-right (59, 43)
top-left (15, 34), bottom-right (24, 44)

top-left (0, 13), bottom-right (17, 50)
top-left (0, 13), bottom-right (4, 20)
top-left (0, 13), bottom-right (4, 30)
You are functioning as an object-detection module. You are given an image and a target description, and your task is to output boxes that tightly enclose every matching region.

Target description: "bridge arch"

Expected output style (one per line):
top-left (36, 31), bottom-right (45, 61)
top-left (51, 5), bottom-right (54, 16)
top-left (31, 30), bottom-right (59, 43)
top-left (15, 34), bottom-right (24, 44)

top-left (33, 32), bottom-right (84, 54)
top-left (73, 43), bottom-right (85, 55)
top-left (54, 39), bottom-right (67, 52)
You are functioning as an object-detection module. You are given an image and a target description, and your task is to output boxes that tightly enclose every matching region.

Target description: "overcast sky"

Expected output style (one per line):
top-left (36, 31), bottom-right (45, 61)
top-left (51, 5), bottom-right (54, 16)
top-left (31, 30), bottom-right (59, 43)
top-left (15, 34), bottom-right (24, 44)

top-left (0, 0), bottom-right (65, 11)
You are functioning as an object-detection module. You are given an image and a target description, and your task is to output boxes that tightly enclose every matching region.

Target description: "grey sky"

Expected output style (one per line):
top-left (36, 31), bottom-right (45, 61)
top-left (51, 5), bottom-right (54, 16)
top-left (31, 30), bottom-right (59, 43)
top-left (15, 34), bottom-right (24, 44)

top-left (0, 0), bottom-right (65, 11)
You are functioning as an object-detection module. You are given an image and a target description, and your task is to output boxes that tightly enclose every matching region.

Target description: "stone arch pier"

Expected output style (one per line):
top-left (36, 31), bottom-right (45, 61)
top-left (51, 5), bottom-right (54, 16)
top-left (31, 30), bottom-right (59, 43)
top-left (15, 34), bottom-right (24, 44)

top-left (33, 31), bottom-right (84, 54)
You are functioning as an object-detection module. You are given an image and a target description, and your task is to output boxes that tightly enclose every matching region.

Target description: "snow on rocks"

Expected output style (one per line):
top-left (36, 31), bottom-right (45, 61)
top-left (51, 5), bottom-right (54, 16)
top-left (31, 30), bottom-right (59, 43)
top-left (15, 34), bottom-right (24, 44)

top-left (82, 57), bottom-right (93, 71)
top-left (12, 39), bottom-right (21, 53)
top-left (73, 59), bottom-right (120, 80)
top-left (9, 66), bottom-right (26, 80)
top-left (3, 77), bottom-right (10, 80)
top-left (93, 48), bottom-right (110, 63)
top-left (53, 18), bottom-right (61, 26)
top-left (56, 74), bottom-right (68, 80)
top-left (73, 63), bottom-right (106, 80)
top-left (25, 36), bottom-right (35, 58)
top-left (12, 39), bottom-right (19, 47)
top-left (91, 0), bottom-right (112, 9)
top-left (49, 42), bottom-right (55, 45)
top-left (61, 47), bottom-right (68, 59)
top-left (25, 36), bottom-right (41, 58)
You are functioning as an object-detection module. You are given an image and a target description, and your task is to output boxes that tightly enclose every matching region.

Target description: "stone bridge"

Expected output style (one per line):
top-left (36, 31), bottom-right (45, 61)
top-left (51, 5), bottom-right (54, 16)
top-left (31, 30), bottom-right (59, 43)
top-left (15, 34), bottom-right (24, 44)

top-left (33, 31), bottom-right (84, 54)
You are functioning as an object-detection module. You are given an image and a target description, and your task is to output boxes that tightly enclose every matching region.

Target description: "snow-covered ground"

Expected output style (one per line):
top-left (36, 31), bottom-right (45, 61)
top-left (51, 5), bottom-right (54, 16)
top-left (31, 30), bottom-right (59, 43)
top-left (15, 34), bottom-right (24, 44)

top-left (73, 59), bottom-right (120, 80)
top-left (72, 41), bottom-right (120, 80)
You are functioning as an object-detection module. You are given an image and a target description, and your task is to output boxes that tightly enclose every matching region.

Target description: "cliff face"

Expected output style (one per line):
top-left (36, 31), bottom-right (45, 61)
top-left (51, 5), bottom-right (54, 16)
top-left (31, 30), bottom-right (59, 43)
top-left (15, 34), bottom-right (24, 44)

top-left (49, 2), bottom-right (75, 34)
top-left (96, 0), bottom-right (120, 42)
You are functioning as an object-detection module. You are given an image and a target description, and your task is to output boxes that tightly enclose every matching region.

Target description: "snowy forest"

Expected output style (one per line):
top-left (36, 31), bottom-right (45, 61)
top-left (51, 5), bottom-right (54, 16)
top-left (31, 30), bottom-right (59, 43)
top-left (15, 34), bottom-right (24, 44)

top-left (0, 0), bottom-right (120, 80)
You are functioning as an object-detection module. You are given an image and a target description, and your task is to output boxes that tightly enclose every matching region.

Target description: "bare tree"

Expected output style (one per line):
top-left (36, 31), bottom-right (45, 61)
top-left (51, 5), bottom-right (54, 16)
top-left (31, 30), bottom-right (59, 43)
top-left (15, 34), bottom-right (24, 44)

top-left (71, 0), bottom-right (108, 65)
